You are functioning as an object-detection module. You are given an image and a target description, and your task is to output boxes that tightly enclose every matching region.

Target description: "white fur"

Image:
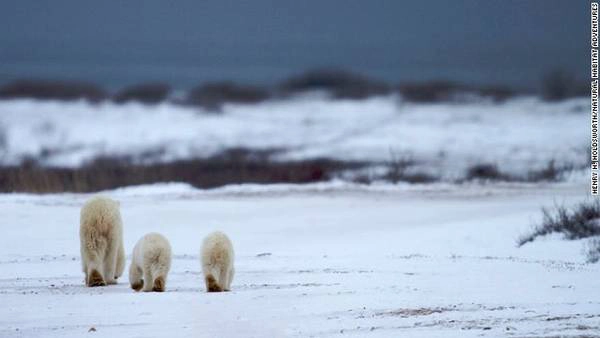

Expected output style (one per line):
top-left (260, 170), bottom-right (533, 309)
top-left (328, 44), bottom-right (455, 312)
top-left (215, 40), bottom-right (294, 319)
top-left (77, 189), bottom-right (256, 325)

top-left (79, 196), bottom-right (125, 286)
top-left (129, 232), bottom-right (172, 292)
top-left (201, 231), bottom-right (235, 292)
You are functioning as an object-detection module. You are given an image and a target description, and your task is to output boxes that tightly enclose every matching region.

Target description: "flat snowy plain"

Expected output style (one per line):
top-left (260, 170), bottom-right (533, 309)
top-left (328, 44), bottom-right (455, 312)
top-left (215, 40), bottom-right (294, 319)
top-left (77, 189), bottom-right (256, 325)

top-left (0, 181), bottom-right (598, 337)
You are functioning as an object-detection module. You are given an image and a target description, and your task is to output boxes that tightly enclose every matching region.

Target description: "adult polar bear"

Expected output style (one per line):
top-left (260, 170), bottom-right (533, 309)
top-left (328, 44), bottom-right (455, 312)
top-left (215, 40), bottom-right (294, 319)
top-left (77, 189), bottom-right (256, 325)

top-left (79, 196), bottom-right (125, 287)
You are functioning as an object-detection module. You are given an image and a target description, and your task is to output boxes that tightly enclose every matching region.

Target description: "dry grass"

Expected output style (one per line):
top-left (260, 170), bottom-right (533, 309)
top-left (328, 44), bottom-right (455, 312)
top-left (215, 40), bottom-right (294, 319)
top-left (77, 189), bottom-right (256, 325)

top-left (278, 69), bottom-right (391, 99)
top-left (186, 82), bottom-right (270, 110)
top-left (518, 200), bottom-right (600, 263)
top-left (465, 164), bottom-right (510, 181)
top-left (540, 69), bottom-right (587, 102)
top-left (518, 200), bottom-right (600, 246)
top-left (112, 83), bottom-right (171, 104)
top-left (0, 148), bottom-right (363, 193)
top-left (398, 82), bottom-right (514, 103)
top-left (0, 80), bottom-right (107, 102)
top-left (0, 73), bottom-right (526, 105)
top-left (384, 151), bottom-right (436, 184)
top-left (464, 160), bottom-right (574, 183)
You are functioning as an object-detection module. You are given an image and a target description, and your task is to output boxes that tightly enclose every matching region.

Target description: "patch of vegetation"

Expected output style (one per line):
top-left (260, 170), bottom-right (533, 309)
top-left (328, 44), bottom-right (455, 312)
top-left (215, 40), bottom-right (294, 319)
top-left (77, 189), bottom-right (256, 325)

top-left (477, 86), bottom-right (515, 102)
top-left (526, 160), bottom-right (572, 182)
top-left (278, 69), bottom-right (391, 99)
top-left (464, 164), bottom-right (511, 181)
top-left (349, 151), bottom-right (436, 185)
top-left (398, 82), bottom-right (514, 103)
top-left (384, 151), bottom-right (436, 184)
top-left (0, 148), bottom-right (365, 193)
top-left (0, 80), bottom-right (107, 102)
top-left (464, 160), bottom-right (575, 183)
top-left (112, 83), bottom-right (171, 104)
top-left (0, 72), bottom-right (526, 105)
top-left (540, 69), bottom-right (587, 102)
top-left (518, 200), bottom-right (600, 247)
top-left (186, 82), bottom-right (270, 110)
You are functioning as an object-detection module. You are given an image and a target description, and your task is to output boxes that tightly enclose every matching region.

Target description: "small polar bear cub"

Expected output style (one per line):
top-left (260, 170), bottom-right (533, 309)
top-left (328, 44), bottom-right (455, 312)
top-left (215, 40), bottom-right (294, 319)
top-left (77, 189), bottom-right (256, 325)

top-left (80, 196), bottom-right (126, 287)
top-left (129, 232), bottom-right (172, 292)
top-left (201, 231), bottom-right (234, 292)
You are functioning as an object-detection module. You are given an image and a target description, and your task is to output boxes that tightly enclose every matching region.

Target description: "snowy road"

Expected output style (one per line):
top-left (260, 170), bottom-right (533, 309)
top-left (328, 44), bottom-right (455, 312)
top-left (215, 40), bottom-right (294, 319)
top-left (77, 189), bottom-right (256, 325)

top-left (0, 182), bottom-right (598, 337)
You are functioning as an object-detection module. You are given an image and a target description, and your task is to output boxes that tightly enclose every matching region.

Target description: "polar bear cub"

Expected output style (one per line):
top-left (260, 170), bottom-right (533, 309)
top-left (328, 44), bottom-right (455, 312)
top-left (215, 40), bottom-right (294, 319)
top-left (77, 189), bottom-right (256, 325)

top-left (129, 232), bottom-right (172, 292)
top-left (80, 196), bottom-right (125, 287)
top-left (201, 231), bottom-right (234, 292)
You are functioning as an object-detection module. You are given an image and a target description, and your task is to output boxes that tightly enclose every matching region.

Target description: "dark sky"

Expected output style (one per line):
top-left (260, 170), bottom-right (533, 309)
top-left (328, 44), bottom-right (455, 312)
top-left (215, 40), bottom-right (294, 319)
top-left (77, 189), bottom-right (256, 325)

top-left (0, 0), bottom-right (588, 89)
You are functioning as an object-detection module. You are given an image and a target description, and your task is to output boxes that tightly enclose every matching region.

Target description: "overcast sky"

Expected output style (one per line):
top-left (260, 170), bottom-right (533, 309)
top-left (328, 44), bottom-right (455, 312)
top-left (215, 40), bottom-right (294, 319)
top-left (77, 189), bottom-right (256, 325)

top-left (0, 1), bottom-right (587, 88)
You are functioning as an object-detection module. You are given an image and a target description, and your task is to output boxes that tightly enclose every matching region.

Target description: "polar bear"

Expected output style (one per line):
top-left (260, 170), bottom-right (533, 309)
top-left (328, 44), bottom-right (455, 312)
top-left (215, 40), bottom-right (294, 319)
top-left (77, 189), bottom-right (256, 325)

top-left (129, 232), bottom-right (172, 292)
top-left (201, 231), bottom-right (234, 292)
top-left (79, 196), bottom-right (125, 287)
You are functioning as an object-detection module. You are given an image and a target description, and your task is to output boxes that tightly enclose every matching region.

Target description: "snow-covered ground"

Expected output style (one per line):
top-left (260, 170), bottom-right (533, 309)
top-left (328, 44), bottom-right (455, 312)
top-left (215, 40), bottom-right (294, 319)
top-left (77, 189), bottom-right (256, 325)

top-left (0, 95), bottom-right (588, 178)
top-left (1, 181), bottom-right (598, 337)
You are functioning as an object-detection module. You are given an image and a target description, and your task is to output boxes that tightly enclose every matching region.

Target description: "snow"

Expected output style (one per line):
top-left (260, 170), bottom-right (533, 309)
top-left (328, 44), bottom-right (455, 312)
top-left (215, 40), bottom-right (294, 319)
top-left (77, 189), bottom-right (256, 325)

top-left (1, 181), bottom-right (598, 337)
top-left (0, 95), bottom-right (588, 178)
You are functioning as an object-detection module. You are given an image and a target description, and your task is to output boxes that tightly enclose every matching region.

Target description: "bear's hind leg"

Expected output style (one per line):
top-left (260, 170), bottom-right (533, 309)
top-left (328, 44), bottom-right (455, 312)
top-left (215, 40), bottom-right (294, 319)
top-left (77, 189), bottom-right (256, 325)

top-left (142, 262), bottom-right (154, 292)
top-left (152, 276), bottom-right (165, 292)
top-left (224, 267), bottom-right (234, 291)
top-left (129, 263), bottom-right (143, 291)
top-left (115, 242), bottom-right (125, 279)
top-left (219, 268), bottom-right (230, 292)
top-left (103, 242), bottom-right (118, 285)
top-left (205, 274), bottom-right (222, 292)
top-left (85, 253), bottom-right (106, 287)
top-left (87, 269), bottom-right (106, 287)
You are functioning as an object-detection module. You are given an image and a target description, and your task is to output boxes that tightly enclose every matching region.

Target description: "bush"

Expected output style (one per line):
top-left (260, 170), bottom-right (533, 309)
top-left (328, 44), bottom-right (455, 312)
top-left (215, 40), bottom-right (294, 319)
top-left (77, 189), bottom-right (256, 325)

top-left (540, 70), bottom-right (586, 101)
top-left (518, 200), bottom-right (600, 247)
top-left (526, 160), bottom-right (573, 182)
top-left (398, 81), bottom-right (463, 103)
top-left (186, 82), bottom-right (270, 110)
top-left (385, 152), bottom-right (413, 184)
top-left (0, 80), bottom-right (107, 102)
top-left (398, 172), bottom-right (437, 184)
top-left (465, 164), bottom-right (511, 181)
top-left (382, 151), bottom-right (436, 184)
top-left (464, 160), bottom-right (573, 183)
top-left (279, 69), bottom-right (390, 99)
top-left (398, 82), bottom-right (515, 103)
top-left (112, 83), bottom-right (171, 104)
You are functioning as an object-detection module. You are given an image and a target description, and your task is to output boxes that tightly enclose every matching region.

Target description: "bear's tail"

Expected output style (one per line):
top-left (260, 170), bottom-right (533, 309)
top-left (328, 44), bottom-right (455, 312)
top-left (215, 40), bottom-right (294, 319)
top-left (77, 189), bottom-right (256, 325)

top-left (206, 274), bottom-right (222, 292)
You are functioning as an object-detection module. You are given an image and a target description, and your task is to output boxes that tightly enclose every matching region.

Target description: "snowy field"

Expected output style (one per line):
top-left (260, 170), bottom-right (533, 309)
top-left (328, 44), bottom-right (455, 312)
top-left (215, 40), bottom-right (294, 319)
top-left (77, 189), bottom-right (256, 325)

top-left (0, 95), bottom-right (588, 178)
top-left (1, 181), bottom-right (598, 337)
